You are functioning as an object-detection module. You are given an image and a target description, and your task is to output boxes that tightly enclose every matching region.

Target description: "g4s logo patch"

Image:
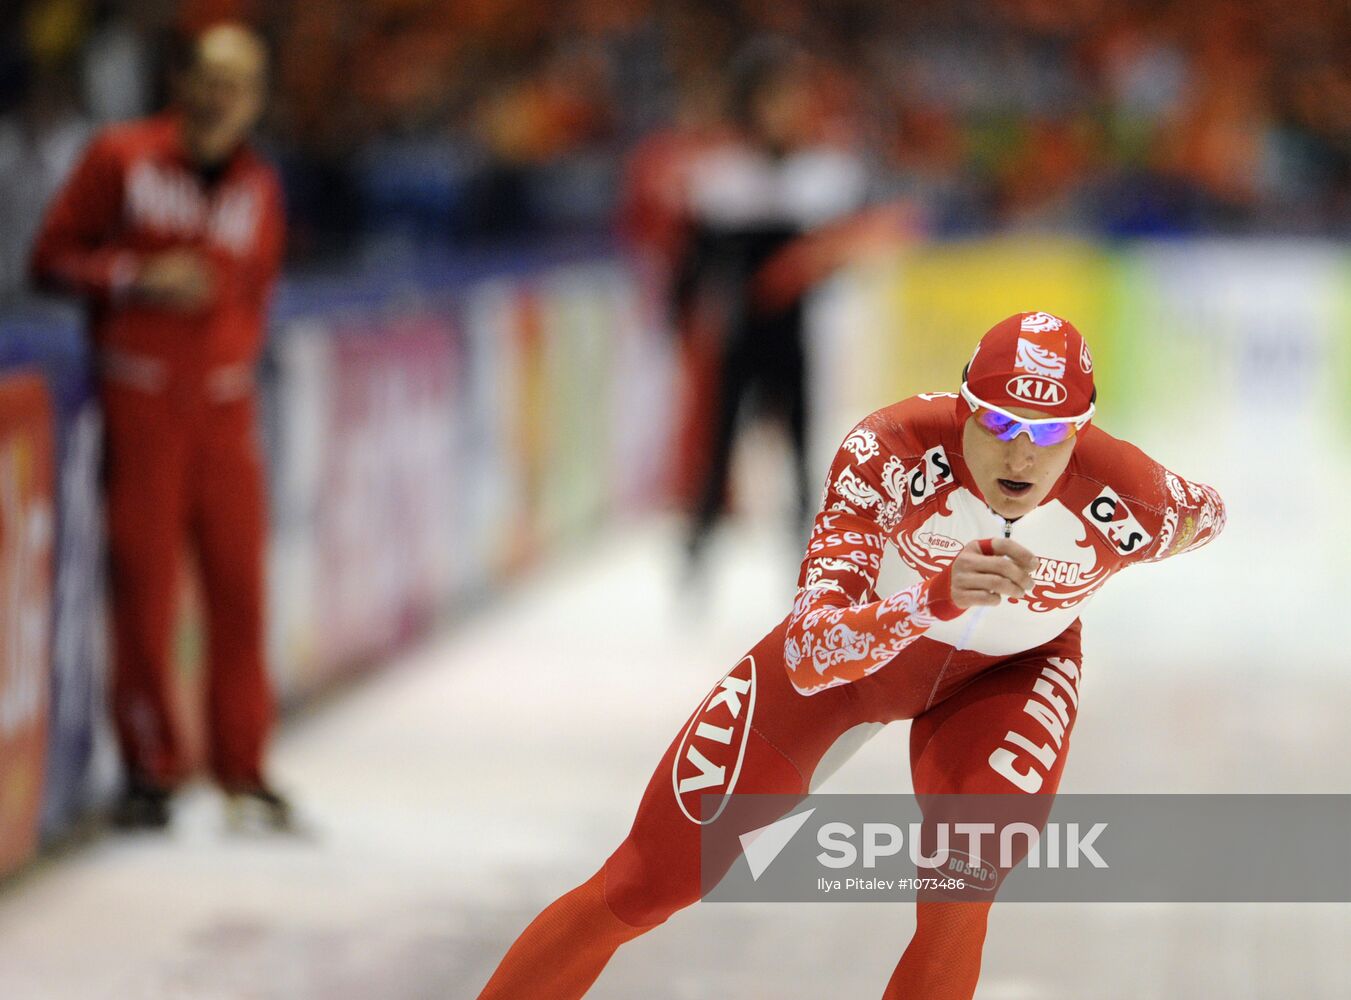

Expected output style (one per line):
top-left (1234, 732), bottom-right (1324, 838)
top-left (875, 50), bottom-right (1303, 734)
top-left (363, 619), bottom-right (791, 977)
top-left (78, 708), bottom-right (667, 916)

top-left (1083, 486), bottom-right (1152, 554)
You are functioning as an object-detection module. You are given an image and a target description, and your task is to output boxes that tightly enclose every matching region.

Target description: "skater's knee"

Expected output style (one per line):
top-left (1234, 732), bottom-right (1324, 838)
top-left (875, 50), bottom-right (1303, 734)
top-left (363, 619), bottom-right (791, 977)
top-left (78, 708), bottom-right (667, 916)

top-left (602, 841), bottom-right (700, 928)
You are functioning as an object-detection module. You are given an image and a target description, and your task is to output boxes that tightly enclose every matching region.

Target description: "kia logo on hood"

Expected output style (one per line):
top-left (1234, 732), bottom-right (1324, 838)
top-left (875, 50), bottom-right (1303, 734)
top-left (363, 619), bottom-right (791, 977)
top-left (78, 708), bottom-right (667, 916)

top-left (1005, 375), bottom-right (1067, 407)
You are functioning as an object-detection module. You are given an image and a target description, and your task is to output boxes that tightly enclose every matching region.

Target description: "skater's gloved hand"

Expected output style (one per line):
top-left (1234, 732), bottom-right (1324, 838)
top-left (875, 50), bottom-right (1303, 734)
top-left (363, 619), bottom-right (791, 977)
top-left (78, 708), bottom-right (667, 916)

top-left (948, 537), bottom-right (1038, 608)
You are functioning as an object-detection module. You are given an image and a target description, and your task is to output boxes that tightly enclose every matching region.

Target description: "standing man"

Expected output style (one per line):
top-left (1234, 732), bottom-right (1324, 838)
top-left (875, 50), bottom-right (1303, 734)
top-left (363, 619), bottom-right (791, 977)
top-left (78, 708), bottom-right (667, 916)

top-left (30, 24), bottom-right (289, 830)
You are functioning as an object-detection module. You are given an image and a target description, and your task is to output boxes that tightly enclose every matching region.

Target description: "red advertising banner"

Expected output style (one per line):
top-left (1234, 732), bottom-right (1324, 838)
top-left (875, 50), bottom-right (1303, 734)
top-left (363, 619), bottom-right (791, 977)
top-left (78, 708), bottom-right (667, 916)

top-left (0, 373), bottom-right (54, 877)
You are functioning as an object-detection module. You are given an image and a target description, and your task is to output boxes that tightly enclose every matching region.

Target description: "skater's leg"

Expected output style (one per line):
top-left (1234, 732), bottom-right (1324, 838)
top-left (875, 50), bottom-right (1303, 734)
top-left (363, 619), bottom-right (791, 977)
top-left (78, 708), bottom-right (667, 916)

top-left (883, 651), bottom-right (1084, 1000)
top-left (475, 867), bottom-right (649, 1000)
top-left (477, 622), bottom-right (863, 999)
top-left (475, 712), bottom-right (807, 1000)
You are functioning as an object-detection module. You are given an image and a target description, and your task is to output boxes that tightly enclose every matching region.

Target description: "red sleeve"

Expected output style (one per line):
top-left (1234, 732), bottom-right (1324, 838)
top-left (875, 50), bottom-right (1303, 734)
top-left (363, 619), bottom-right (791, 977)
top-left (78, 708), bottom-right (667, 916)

top-left (783, 410), bottom-right (965, 696)
top-left (1136, 464), bottom-right (1226, 564)
top-left (1080, 430), bottom-right (1227, 565)
top-left (29, 131), bottom-right (139, 301)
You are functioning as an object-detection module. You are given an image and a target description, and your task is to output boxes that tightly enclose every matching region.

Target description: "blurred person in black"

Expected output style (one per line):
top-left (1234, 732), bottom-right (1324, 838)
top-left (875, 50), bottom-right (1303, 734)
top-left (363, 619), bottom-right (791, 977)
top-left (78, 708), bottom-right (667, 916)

top-left (677, 40), bottom-right (903, 577)
top-left (616, 73), bottom-right (730, 533)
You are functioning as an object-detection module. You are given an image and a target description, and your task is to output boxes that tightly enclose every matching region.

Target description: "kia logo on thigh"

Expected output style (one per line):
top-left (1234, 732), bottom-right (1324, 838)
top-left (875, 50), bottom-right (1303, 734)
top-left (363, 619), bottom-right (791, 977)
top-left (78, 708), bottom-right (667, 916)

top-left (673, 656), bottom-right (757, 825)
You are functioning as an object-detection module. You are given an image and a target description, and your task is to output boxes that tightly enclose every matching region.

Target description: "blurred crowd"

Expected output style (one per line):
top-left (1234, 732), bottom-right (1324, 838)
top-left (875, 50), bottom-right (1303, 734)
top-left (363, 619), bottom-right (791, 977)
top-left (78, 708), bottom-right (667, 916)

top-left (2, 0), bottom-right (1349, 294)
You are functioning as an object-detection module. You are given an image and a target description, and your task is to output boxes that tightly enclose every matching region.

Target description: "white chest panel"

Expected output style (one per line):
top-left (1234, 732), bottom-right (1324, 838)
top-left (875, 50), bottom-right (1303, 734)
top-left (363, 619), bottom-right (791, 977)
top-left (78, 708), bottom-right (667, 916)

top-left (885, 488), bottom-right (1111, 656)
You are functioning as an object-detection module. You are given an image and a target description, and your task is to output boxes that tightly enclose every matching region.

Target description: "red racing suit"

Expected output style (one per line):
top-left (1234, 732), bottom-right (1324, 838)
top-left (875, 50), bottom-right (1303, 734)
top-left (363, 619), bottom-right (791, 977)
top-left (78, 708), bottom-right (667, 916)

top-left (477, 391), bottom-right (1225, 1000)
top-left (30, 112), bottom-right (285, 790)
top-left (783, 391), bottom-right (1225, 700)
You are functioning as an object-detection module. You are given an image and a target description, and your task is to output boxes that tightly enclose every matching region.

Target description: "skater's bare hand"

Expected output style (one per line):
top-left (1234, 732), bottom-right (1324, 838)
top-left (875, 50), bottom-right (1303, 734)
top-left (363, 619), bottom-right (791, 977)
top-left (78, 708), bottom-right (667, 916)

top-left (949, 538), bottom-right (1038, 608)
top-left (132, 250), bottom-right (215, 312)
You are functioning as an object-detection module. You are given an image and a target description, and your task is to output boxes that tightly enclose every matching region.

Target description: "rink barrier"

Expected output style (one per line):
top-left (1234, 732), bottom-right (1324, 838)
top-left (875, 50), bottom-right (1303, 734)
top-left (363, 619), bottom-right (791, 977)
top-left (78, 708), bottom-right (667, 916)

top-left (0, 305), bottom-right (109, 866)
top-left (0, 373), bottom-right (56, 873)
top-left (263, 255), bottom-right (672, 699)
top-left (0, 246), bottom-right (672, 877)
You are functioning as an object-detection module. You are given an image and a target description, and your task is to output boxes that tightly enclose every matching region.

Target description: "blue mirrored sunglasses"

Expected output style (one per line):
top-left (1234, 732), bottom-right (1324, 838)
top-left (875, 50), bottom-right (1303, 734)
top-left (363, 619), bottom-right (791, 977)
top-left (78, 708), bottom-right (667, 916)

top-left (960, 384), bottom-right (1094, 446)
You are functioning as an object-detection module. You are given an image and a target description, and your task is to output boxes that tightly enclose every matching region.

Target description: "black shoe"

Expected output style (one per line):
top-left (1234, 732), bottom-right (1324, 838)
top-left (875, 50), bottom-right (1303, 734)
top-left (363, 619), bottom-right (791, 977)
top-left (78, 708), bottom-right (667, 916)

top-left (224, 784), bottom-right (300, 834)
top-left (110, 779), bottom-right (172, 830)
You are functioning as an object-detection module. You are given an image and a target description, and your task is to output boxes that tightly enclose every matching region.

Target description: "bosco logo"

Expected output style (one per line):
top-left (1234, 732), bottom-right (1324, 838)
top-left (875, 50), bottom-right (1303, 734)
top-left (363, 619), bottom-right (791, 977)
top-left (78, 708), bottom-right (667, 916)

top-left (940, 850), bottom-right (999, 892)
top-left (673, 655), bottom-right (756, 825)
top-left (1034, 556), bottom-right (1082, 586)
top-left (1006, 376), bottom-right (1066, 407)
top-left (917, 531), bottom-right (962, 554)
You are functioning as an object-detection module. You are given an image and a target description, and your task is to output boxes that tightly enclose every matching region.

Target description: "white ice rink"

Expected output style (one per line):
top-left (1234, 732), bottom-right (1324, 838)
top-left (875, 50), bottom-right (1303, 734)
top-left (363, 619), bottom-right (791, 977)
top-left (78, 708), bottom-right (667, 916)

top-left (0, 515), bottom-right (1348, 999)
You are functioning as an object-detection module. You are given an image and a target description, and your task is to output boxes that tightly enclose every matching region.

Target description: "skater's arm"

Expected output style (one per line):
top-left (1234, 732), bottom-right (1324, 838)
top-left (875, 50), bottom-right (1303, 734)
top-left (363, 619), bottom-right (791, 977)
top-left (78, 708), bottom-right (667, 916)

top-left (1136, 464), bottom-right (1226, 564)
top-left (1087, 437), bottom-right (1226, 565)
top-left (784, 414), bottom-right (965, 695)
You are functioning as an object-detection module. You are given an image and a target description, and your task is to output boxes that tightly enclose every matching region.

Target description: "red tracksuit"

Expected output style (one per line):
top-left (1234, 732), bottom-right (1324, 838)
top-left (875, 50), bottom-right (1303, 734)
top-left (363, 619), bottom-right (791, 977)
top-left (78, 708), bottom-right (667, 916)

top-left (477, 392), bottom-right (1226, 999)
top-left (31, 112), bottom-right (285, 790)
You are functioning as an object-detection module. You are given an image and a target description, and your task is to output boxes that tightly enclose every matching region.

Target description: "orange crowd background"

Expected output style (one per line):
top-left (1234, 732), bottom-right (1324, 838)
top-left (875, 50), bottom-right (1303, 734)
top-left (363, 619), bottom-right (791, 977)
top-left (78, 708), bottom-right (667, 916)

top-left (2, 0), bottom-right (1348, 276)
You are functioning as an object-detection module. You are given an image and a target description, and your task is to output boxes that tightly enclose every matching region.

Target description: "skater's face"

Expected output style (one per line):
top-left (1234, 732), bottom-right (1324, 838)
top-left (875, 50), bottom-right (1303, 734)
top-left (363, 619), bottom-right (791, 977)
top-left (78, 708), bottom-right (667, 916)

top-left (962, 406), bottom-right (1076, 519)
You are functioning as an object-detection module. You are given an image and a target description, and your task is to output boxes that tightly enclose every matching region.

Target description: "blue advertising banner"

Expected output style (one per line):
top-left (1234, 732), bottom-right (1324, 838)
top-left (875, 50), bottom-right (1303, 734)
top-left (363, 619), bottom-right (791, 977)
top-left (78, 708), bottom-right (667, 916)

top-left (0, 307), bottom-right (110, 842)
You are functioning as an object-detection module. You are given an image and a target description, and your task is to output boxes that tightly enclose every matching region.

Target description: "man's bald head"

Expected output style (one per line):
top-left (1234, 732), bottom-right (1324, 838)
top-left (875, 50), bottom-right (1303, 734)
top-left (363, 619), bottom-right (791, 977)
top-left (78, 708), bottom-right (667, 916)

top-left (181, 23), bottom-right (268, 166)
top-left (194, 23), bottom-right (268, 80)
